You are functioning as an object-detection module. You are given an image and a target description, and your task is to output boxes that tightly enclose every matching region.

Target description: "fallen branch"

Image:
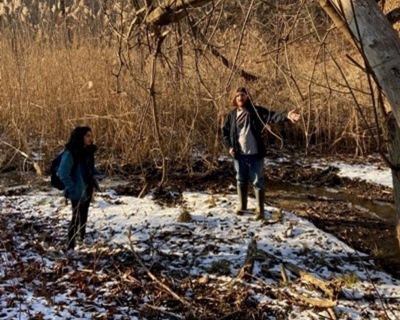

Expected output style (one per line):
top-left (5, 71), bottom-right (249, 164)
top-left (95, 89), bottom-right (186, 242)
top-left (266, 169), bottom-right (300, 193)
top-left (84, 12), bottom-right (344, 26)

top-left (281, 265), bottom-right (289, 284)
top-left (127, 226), bottom-right (192, 309)
top-left (144, 303), bottom-right (185, 319)
top-left (255, 248), bottom-right (279, 262)
top-left (327, 307), bottom-right (338, 320)
top-left (235, 237), bottom-right (258, 281)
top-left (1, 141), bottom-right (42, 175)
top-left (289, 289), bottom-right (338, 308)
top-left (283, 262), bottom-right (338, 298)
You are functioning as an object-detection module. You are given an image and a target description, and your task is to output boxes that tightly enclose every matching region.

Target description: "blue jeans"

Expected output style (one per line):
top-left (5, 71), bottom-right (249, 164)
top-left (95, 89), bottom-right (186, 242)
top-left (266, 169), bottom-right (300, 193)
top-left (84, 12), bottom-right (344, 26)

top-left (233, 155), bottom-right (265, 190)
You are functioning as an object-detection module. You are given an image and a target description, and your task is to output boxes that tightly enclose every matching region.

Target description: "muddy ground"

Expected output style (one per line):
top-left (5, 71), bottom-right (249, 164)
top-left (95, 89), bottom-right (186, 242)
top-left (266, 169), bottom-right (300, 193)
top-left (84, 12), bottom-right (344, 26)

top-left (120, 151), bottom-right (400, 278)
top-left (1, 151), bottom-right (399, 278)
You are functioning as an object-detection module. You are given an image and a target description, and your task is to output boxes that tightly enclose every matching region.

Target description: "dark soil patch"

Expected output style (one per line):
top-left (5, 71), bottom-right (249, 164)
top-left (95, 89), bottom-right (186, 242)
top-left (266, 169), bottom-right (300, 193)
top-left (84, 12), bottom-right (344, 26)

top-left (129, 152), bottom-right (399, 278)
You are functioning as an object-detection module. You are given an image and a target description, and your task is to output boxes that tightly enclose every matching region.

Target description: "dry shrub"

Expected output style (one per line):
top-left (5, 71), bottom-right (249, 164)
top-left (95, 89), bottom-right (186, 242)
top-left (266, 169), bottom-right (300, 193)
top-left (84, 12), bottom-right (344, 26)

top-left (333, 272), bottom-right (359, 287)
top-left (271, 209), bottom-right (283, 222)
top-left (177, 209), bottom-right (192, 223)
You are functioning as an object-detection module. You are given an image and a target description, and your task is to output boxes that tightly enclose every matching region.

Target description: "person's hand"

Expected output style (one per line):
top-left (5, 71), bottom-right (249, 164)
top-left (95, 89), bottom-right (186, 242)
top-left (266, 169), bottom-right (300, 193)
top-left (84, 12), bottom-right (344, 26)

top-left (287, 110), bottom-right (300, 123)
top-left (229, 148), bottom-right (235, 157)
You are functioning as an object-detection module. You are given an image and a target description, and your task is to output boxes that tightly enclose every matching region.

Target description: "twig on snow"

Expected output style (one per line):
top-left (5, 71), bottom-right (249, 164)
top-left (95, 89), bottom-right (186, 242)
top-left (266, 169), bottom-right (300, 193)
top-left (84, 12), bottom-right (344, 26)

top-left (289, 290), bottom-right (338, 308)
top-left (283, 262), bottom-right (338, 298)
top-left (1, 141), bottom-right (42, 175)
top-left (327, 307), bottom-right (338, 320)
top-left (234, 237), bottom-right (258, 281)
top-left (144, 303), bottom-right (185, 319)
top-left (127, 226), bottom-right (192, 309)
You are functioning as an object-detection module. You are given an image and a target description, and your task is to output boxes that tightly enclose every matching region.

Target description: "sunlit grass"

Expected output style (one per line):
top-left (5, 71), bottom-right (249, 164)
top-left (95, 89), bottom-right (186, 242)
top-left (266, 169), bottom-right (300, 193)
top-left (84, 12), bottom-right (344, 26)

top-left (0, 0), bottom-right (378, 175)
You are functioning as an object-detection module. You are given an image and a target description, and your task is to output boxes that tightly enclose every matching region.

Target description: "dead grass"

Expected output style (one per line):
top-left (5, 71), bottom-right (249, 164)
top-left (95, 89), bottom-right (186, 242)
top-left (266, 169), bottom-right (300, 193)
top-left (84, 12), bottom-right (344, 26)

top-left (0, 1), bottom-right (382, 175)
top-left (177, 209), bottom-right (192, 223)
top-left (333, 272), bottom-right (359, 287)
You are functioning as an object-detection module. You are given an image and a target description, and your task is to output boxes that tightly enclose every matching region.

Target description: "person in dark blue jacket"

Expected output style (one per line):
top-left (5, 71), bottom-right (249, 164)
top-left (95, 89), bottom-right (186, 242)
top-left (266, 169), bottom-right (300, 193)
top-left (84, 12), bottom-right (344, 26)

top-left (222, 87), bottom-right (300, 220)
top-left (58, 126), bottom-right (100, 250)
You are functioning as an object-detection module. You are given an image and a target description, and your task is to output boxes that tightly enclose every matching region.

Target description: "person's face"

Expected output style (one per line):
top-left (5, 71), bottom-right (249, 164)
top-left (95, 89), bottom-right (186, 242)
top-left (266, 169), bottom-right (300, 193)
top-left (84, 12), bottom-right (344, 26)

top-left (83, 131), bottom-right (93, 147)
top-left (235, 92), bottom-right (248, 108)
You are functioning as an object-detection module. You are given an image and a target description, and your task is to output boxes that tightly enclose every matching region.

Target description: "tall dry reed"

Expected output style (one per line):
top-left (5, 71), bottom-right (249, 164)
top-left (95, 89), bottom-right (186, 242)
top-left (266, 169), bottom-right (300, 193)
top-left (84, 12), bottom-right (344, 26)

top-left (0, 0), bottom-right (382, 176)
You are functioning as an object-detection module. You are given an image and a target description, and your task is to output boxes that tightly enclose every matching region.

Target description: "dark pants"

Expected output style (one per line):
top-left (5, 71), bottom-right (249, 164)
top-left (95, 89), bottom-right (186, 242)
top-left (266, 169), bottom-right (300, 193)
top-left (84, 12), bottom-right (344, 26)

top-left (233, 154), bottom-right (265, 190)
top-left (68, 195), bottom-right (92, 249)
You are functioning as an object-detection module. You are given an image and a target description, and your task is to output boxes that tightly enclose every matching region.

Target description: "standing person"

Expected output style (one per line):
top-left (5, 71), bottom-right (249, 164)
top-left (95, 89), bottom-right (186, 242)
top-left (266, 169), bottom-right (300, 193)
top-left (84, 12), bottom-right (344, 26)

top-left (58, 126), bottom-right (100, 250)
top-left (222, 87), bottom-right (300, 220)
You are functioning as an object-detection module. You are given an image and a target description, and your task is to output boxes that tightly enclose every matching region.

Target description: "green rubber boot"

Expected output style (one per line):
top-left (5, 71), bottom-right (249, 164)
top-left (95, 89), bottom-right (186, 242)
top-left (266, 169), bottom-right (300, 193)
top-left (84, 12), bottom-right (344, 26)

top-left (254, 188), bottom-right (265, 220)
top-left (235, 185), bottom-right (248, 215)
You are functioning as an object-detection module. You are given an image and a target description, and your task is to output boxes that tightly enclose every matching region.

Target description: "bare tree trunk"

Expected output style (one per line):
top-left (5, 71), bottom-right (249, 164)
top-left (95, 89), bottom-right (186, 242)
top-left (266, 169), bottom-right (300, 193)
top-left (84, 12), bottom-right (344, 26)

top-left (149, 36), bottom-right (167, 186)
top-left (386, 114), bottom-right (400, 250)
top-left (319, 0), bottom-right (400, 255)
top-left (322, 0), bottom-right (400, 125)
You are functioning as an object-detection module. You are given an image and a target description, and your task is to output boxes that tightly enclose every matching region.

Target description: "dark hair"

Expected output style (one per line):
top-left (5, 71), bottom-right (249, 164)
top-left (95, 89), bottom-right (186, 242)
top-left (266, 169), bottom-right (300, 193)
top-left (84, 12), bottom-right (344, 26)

top-left (231, 87), bottom-right (253, 108)
top-left (65, 126), bottom-right (92, 155)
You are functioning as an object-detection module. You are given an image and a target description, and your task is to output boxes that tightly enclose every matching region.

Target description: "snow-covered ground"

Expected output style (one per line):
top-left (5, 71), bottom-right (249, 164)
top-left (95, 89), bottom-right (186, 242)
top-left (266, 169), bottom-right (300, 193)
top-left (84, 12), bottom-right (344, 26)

top-left (0, 159), bottom-right (399, 319)
top-left (317, 159), bottom-right (393, 188)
